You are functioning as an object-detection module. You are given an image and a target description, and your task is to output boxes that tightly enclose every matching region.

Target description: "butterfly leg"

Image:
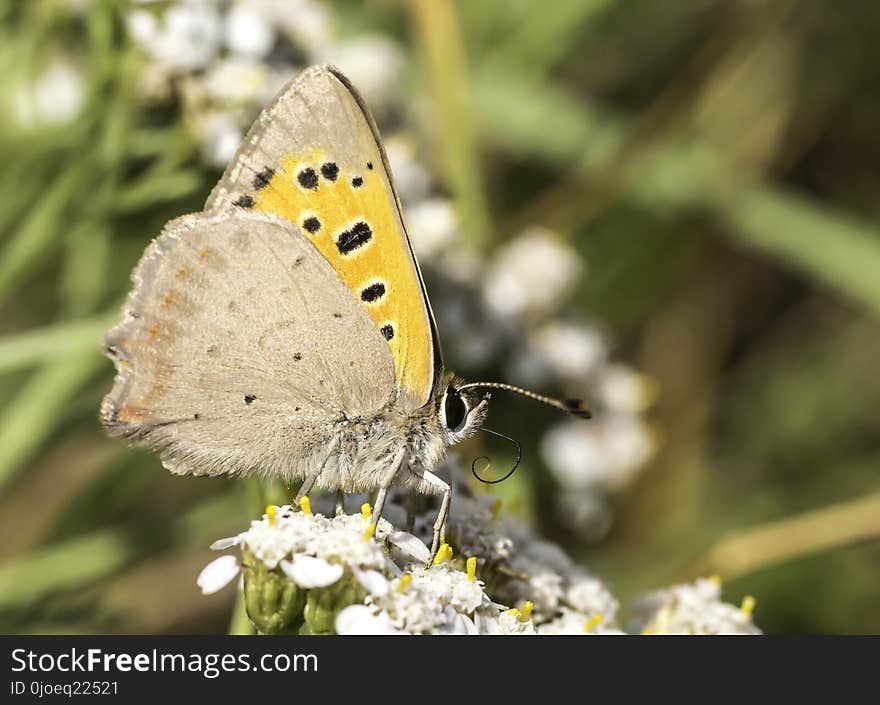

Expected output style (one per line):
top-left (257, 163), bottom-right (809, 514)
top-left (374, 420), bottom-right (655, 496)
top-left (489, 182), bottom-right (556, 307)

top-left (369, 447), bottom-right (406, 526)
top-left (421, 471), bottom-right (451, 565)
top-left (295, 437), bottom-right (340, 507)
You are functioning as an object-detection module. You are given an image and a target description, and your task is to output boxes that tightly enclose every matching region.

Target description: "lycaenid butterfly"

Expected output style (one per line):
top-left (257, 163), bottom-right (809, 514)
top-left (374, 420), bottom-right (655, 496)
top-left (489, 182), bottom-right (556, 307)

top-left (101, 65), bottom-right (589, 560)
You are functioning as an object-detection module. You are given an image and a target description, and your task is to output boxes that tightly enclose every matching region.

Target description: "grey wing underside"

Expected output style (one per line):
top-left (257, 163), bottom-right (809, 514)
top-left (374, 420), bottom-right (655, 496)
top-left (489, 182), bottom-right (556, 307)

top-left (204, 64), bottom-right (443, 407)
top-left (101, 210), bottom-right (396, 479)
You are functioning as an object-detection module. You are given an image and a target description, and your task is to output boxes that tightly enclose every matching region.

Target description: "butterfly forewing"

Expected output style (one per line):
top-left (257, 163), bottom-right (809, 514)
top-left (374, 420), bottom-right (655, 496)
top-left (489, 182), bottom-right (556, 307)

top-left (101, 210), bottom-right (395, 479)
top-left (205, 65), bottom-right (438, 411)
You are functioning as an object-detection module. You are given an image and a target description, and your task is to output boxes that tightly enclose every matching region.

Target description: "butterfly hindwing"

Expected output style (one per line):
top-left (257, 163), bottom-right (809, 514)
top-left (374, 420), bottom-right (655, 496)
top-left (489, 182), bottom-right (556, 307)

top-left (101, 210), bottom-right (396, 479)
top-left (205, 65), bottom-right (438, 411)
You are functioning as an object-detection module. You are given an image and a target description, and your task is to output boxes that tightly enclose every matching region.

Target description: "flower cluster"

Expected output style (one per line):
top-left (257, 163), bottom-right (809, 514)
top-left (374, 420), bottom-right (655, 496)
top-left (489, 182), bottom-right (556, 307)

top-left (199, 494), bottom-right (760, 635)
top-left (630, 577), bottom-right (761, 635)
top-left (124, 0), bottom-right (402, 168)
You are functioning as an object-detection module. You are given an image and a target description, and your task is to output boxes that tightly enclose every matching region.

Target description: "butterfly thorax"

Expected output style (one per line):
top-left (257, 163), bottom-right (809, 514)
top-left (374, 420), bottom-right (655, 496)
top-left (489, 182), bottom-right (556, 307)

top-left (312, 372), bottom-right (486, 496)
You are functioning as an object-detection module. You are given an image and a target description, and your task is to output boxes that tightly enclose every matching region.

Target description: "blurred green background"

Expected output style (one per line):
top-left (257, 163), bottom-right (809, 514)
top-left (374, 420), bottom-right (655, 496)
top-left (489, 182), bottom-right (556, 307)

top-left (1, 0), bottom-right (879, 635)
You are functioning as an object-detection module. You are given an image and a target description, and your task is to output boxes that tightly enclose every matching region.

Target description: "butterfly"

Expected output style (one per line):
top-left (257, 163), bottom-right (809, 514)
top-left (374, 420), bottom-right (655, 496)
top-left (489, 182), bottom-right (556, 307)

top-left (101, 65), bottom-right (590, 561)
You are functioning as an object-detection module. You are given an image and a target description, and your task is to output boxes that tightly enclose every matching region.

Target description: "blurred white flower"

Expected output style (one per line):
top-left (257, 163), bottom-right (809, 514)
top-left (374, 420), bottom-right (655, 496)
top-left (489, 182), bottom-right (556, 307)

top-left (566, 576), bottom-right (619, 622)
top-left (267, 0), bottom-right (333, 54)
top-left (225, 2), bottom-right (276, 58)
top-left (526, 571), bottom-right (565, 615)
top-left (632, 578), bottom-right (762, 635)
top-left (13, 59), bottom-right (85, 128)
top-left (194, 111), bottom-right (243, 168)
top-left (404, 197), bottom-right (459, 259)
top-left (482, 227), bottom-right (583, 321)
top-left (597, 364), bottom-right (658, 413)
top-left (317, 35), bottom-right (402, 114)
top-left (541, 416), bottom-right (656, 492)
top-left (128, 3), bottom-right (222, 73)
top-left (202, 57), bottom-right (269, 106)
top-left (541, 420), bottom-right (613, 489)
top-left (385, 134), bottom-right (432, 204)
top-left (530, 320), bottom-right (608, 381)
top-left (537, 608), bottom-right (625, 635)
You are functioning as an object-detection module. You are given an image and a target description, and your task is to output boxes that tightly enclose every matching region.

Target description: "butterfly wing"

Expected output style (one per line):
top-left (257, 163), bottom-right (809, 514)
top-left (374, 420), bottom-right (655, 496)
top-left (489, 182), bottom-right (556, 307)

top-left (101, 210), bottom-right (396, 479)
top-left (205, 64), bottom-right (440, 412)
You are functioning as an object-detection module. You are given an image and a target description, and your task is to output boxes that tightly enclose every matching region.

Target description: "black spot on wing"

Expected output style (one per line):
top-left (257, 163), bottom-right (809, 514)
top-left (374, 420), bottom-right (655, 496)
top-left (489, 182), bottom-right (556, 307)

top-left (253, 166), bottom-right (275, 190)
top-left (233, 195), bottom-right (254, 208)
top-left (321, 162), bottom-right (339, 181)
top-left (303, 216), bottom-right (321, 234)
top-left (336, 221), bottom-right (372, 254)
top-left (360, 282), bottom-right (386, 302)
top-left (366, 161), bottom-right (374, 170)
top-left (381, 324), bottom-right (395, 341)
top-left (297, 167), bottom-right (319, 190)
top-left (351, 176), bottom-right (363, 188)
top-left (244, 394), bottom-right (256, 405)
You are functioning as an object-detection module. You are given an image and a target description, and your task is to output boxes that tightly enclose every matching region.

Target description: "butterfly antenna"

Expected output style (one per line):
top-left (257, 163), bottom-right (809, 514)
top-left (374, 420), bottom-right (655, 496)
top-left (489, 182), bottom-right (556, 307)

top-left (472, 427), bottom-right (522, 485)
top-left (457, 382), bottom-right (592, 419)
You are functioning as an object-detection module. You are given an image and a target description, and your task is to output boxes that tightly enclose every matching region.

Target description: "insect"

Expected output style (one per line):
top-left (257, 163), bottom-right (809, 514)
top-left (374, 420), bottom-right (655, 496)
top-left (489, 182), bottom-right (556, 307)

top-left (101, 65), bottom-right (590, 561)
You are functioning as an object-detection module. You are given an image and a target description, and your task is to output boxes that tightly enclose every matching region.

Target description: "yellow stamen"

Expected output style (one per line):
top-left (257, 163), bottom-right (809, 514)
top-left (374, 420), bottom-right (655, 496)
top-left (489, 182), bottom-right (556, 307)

top-left (298, 496), bottom-right (311, 516)
top-left (266, 505), bottom-right (276, 526)
top-left (740, 595), bottom-right (756, 618)
top-left (520, 601), bottom-right (534, 622)
top-left (363, 522), bottom-right (376, 541)
top-left (432, 543), bottom-right (453, 565)
top-left (491, 497), bottom-right (502, 520)
top-left (506, 608), bottom-right (521, 620)
top-left (466, 556), bottom-right (477, 582)
top-left (361, 502), bottom-right (372, 521)
top-left (396, 574), bottom-right (412, 593)
top-left (584, 614), bottom-right (604, 633)
top-left (708, 574), bottom-right (722, 589)
top-left (641, 628), bottom-right (655, 636)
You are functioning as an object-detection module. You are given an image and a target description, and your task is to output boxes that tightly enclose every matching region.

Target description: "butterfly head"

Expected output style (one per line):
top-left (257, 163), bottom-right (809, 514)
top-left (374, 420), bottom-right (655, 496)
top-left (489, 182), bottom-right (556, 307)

top-left (434, 375), bottom-right (592, 449)
top-left (438, 382), bottom-right (491, 445)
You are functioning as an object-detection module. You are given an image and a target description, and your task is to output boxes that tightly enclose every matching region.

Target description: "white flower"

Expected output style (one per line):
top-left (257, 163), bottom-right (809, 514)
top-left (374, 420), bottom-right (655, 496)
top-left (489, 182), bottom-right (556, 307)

top-left (482, 228), bottom-right (582, 321)
top-left (351, 567), bottom-right (390, 597)
top-left (632, 578), bottom-right (762, 635)
top-left (128, 2), bottom-right (222, 72)
top-left (197, 555), bottom-right (241, 595)
top-left (385, 134), bottom-right (431, 204)
top-left (194, 111), bottom-right (243, 168)
top-left (225, 2), bottom-right (276, 58)
top-left (317, 35), bottom-right (402, 114)
top-left (386, 530), bottom-right (431, 566)
top-left (537, 608), bottom-right (625, 635)
top-left (524, 572), bottom-right (565, 616)
top-left (280, 555), bottom-right (344, 589)
top-left (597, 364), bottom-right (657, 413)
top-left (541, 417), bottom-right (654, 492)
top-left (268, 0), bottom-right (333, 53)
top-left (336, 605), bottom-right (407, 635)
top-left (13, 59), bottom-right (85, 128)
top-left (491, 610), bottom-right (536, 635)
top-left (541, 421), bottom-right (611, 489)
top-left (530, 321), bottom-right (607, 381)
top-left (202, 57), bottom-right (269, 106)
top-left (566, 576), bottom-right (620, 623)
top-left (405, 198), bottom-right (459, 259)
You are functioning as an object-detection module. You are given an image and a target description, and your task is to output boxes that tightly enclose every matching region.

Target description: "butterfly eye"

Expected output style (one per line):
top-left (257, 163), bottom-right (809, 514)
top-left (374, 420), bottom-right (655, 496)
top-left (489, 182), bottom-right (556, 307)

top-left (443, 387), bottom-right (467, 431)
